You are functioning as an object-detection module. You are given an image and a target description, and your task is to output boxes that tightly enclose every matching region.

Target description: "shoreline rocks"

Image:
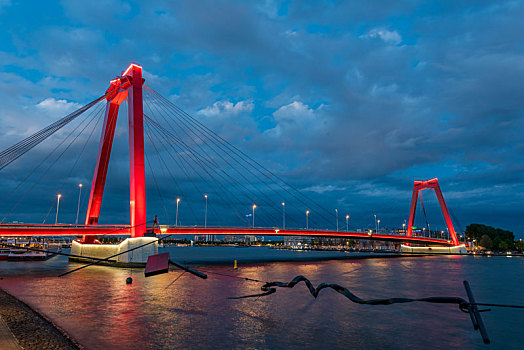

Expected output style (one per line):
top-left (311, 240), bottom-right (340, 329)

top-left (0, 288), bottom-right (81, 349)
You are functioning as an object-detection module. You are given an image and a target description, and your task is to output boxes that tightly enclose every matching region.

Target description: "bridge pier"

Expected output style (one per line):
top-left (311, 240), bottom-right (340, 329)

top-left (70, 237), bottom-right (158, 266)
top-left (400, 244), bottom-right (467, 254)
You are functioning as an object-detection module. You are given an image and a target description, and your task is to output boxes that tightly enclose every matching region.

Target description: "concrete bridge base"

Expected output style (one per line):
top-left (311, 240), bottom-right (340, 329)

top-left (70, 237), bottom-right (159, 266)
top-left (400, 244), bottom-right (467, 254)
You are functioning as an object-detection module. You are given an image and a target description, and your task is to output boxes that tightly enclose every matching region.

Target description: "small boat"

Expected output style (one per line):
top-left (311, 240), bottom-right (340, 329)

top-left (0, 248), bottom-right (9, 260)
top-left (8, 248), bottom-right (47, 261)
top-left (0, 239), bottom-right (61, 261)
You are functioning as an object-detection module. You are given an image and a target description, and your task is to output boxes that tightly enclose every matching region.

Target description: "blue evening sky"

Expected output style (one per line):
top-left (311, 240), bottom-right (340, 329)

top-left (0, 1), bottom-right (523, 237)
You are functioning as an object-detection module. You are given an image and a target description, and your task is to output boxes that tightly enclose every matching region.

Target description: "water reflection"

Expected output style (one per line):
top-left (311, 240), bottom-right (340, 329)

top-left (0, 248), bottom-right (523, 349)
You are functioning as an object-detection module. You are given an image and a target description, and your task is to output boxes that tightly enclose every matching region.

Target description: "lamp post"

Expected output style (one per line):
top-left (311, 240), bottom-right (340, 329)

top-left (281, 202), bottom-right (285, 229)
top-left (374, 214), bottom-right (378, 233)
top-left (335, 209), bottom-right (339, 232)
top-left (55, 194), bottom-right (62, 225)
top-left (377, 219), bottom-right (381, 233)
top-left (402, 222), bottom-right (406, 234)
top-left (75, 184), bottom-right (82, 226)
top-left (306, 210), bottom-right (310, 230)
top-left (252, 204), bottom-right (256, 228)
top-left (176, 198), bottom-right (180, 226)
top-left (204, 194), bottom-right (208, 228)
top-left (346, 214), bottom-right (350, 232)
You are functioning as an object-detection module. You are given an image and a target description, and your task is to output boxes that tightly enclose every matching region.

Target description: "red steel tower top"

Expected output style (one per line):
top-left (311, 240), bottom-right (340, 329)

top-left (83, 63), bottom-right (146, 243)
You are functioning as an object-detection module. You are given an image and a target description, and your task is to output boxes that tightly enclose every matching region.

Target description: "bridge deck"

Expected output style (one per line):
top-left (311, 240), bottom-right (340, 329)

top-left (0, 224), bottom-right (453, 246)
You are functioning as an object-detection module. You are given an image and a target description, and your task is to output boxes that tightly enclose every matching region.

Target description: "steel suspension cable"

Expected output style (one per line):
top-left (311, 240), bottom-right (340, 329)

top-left (143, 96), bottom-right (263, 225)
top-left (144, 92), bottom-right (282, 227)
top-left (145, 87), bottom-right (331, 216)
top-left (144, 91), bottom-right (303, 228)
top-left (143, 104), bottom-right (201, 224)
top-left (1, 102), bottom-right (104, 222)
top-left (55, 103), bottom-right (106, 200)
top-left (145, 86), bottom-right (332, 227)
top-left (144, 112), bottom-right (277, 227)
top-left (0, 101), bottom-right (106, 211)
top-left (144, 115), bottom-right (247, 225)
top-left (0, 95), bottom-right (105, 170)
top-left (143, 111), bottom-right (254, 226)
top-left (145, 117), bottom-right (219, 224)
top-left (143, 121), bottom-right (175, 223)
top-left (144, 90), bottom-right (285, 216)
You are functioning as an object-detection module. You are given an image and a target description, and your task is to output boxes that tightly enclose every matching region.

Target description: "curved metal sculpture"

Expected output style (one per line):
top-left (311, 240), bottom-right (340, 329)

top-left (230, 275), bottom-right (491, 344)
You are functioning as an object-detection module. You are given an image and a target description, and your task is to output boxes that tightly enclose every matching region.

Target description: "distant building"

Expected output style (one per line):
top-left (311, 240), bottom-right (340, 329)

top-left (194, 235), bottom-right (206, 242)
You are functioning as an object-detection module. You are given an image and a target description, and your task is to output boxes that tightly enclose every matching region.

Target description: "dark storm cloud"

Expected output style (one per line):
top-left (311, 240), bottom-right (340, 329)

top-left (0, 0), bottom-right (523, 234)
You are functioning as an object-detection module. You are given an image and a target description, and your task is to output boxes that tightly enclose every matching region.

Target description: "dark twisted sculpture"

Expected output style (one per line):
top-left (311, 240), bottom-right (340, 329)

top-left (230, 276), bottom-right (491, 344)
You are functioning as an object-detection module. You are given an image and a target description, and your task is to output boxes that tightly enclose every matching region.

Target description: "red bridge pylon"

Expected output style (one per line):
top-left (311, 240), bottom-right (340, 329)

top-left (406, 178), bottom-right (459, 246)
top-left (83, 63), bottom-right (146, 243)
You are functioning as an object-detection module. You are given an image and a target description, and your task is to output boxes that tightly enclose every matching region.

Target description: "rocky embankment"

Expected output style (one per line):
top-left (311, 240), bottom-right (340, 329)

top-left (0, 288), bottom-right (80, 349)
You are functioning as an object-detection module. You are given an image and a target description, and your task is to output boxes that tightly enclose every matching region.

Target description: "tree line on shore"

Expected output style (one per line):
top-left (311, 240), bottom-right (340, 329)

top-left (465, 223), bottom-right (523, 251)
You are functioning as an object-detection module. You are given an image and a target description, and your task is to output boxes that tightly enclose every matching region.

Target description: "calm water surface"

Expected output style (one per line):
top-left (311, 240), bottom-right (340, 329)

top-left (0, 246), bottom-right (523, 349)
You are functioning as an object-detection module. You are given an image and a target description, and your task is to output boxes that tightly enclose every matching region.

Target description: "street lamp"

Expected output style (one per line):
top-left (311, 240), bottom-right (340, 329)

top-left (75, 184), bottom-right (82, 226)
top-left (335, 209), bottom-right (339, 232)
top-left (377, 219), bottom-right (381, 233)
top-left (176, 198), bottom-right (181, 226)
top-left (281, 202), bottom-right (285, 229)
top-left (346, 214), bottom-right (350, 232)
top-left (252, 204), bottom-right (256, 228)
top-left (374, 214), bottom-right (378, 233)
top-left (306, 210), bottom-right (310, 230)
top-left (55, 194), bottom-right (62, 225)
top-left (204, 194), bottom-right (208, 228)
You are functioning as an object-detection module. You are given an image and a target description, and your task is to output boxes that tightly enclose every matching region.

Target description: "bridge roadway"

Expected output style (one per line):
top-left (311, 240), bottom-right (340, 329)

top-left (0, 224), bottom-right (454, 246)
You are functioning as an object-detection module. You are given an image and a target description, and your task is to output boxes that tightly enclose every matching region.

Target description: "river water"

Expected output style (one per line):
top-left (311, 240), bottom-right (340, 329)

top-left (0, 246), bottom-right (522, 349)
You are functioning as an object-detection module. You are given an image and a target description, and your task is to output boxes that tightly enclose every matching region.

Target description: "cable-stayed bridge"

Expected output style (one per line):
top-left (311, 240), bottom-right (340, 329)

top-left (0, 64), bottom-right (459, 247)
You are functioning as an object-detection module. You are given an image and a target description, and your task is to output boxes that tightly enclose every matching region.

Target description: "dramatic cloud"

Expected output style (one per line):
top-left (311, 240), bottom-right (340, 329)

top-left (36, 98), bottom-right (81, 115)
top-left (266, 101), bottom-right (326, 138)
top-left (0, 0), bottom-right (523, 235)
top-left (198, 100), bottom-right (254, 117)
top-left (360, 28), bottom-right (402, 45)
